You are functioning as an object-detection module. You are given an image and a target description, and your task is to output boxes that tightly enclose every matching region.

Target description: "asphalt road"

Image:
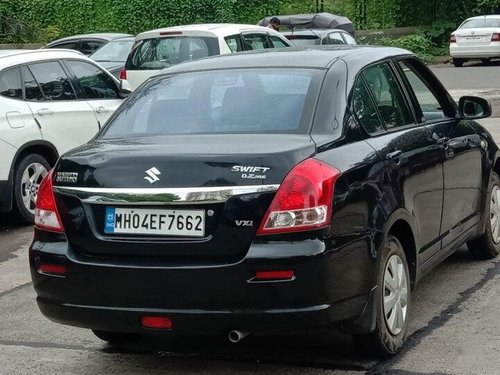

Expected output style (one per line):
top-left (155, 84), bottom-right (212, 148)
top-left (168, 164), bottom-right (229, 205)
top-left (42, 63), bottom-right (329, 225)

top-left (0, 63), bottom-right (499, 375)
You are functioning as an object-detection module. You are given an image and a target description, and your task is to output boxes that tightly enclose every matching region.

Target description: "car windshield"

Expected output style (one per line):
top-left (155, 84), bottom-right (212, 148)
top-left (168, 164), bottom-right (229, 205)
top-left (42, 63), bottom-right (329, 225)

top-left (126, 36), bottom-right (220, 70)
top-left (90, 39), bottom-right (135, 62)
top-left (99, 68), bottom-right (321, 139)
top-left (460, 18), bottom-right (500, 29)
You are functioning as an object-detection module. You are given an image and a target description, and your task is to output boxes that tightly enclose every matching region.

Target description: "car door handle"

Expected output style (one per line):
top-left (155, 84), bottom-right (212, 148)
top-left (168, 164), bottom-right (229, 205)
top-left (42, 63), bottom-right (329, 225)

top-left (37, 108), bottom-right (54, 116)
top-left (386, 150), bottom-right (403, 160)
top-left (432, 133), bottom-right (450, 145)
top-left (95, 106), bottom-right (111, 113)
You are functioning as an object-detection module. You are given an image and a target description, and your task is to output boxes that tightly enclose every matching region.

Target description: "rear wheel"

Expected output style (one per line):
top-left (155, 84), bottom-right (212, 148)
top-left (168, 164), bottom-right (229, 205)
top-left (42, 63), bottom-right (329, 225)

top-left (92, 330), bottom-right (140, 344)
top-left (467, 172), bottom-right (500, 259)
top-left (353, 235), bottom-right (411, 356)
top-left (453, 58), bottom-right (465, 67)
top-left (13, 154), bottom-right (50, 223)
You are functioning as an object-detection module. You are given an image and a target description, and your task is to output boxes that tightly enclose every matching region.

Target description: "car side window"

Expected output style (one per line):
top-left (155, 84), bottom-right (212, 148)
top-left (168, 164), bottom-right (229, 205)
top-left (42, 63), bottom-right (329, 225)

top-left (49, 41), bottom-right (78, 50)
top-left (65, 60), bottom-right (119, 99)
top-left (342, 33), bottom-right (357, 45)
top-left (0, 68), bottom-right (22, 99)
top-left (353, 78), bottom-right (384, 134)
top-left (23, 66), bottom-right (45, 101)
top-left (361, 63), bottom-right (413, 129)
top-left (325, 32), bottom-right (346, 45)
top-left (398, 60), bottom-right (446, 122)
top-left (241, 34), bottom-right (271, 50)
top-left (28, 61), bottom-right (76, 101)
top-left (80, 40), bottom-right (104, 55)
top-left (269, 35), bottom-right (289, 48)
top-left (225, 35), bottom-right (243, 52)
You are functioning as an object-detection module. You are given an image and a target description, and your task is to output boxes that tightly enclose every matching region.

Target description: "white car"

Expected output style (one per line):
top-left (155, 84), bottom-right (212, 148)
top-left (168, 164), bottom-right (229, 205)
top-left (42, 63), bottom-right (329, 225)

top-left (0, 49), bottom-right (124, 222)
top-left (121, 23), bottom-right (292, 90)
top-left (450, 15), bottom-right (500, 67)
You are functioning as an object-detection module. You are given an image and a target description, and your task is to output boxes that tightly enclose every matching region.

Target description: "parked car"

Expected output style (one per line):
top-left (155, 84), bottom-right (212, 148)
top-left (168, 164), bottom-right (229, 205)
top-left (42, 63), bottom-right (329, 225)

top-left (283, 28), bottom-right (356, 47)
top-left (89, 36), bottom-right (135, 78)
top-left (0, 49), bottom-right (125, 223)
top-left (43, 33), bottom-right (132, 55)
top-left (450, 14), bottom-right (500, 67)
top-left (121, 23), bottom-right (292, 90)
top-left (30, 46), bottom-right (499, 356)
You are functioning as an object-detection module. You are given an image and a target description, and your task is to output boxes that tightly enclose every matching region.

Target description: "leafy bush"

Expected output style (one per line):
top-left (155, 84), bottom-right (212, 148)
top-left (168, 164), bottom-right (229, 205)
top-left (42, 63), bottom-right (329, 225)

top-left (375, 33), bottom-right (436, 62)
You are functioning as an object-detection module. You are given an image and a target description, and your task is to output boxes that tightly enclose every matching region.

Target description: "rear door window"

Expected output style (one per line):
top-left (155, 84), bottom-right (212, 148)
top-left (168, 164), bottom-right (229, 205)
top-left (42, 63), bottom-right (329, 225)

top-left (28, 61), bottom-right (76, 100)
top-left (49, 40), bottom-right (79, 50)
top-left (225, 35), bottom-right (243, 52)
top-left (325, 32), bottom-right (346, 45)
top-left (0, 68), bottom-right (22, 99)
top-left (360, 63), bottom-right (413, 129)
top-left (23, 66), bottom-right (44, 101)
top-left (80, 40), bottom-right (105, 55)
top-left (241, 34), bottom-right (271, 50)
top-left (126, 36), bottom-right (220, 70)
top-left (269, 35), bottom-right (290, 48)
top-left (353, 78), bottom-right (384, 134)
top-left (65, 60), bottom-right (119, 99)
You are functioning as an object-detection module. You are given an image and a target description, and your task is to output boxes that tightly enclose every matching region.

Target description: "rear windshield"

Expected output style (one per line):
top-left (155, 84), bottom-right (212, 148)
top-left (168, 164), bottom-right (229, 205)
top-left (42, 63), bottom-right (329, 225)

top-left (99, 69), bottom-right (321, 139)
top-left (285, 35), bottom-right (319, 47)
top-left (460, 18), bottom-right (500, 29)
top-left (90, 39), bottom-right (135, 62)
top-left (126, 36), bottom-right (220, 70)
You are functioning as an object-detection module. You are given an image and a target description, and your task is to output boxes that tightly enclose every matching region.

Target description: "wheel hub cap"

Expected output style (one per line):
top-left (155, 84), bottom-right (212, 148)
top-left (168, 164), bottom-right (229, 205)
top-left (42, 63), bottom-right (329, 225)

top-left (383, 254), bottom-right (408, 336)
top-left (20, 162), bottom-right (48, 215)
top-left (490, 185), bottom-right (500, 243)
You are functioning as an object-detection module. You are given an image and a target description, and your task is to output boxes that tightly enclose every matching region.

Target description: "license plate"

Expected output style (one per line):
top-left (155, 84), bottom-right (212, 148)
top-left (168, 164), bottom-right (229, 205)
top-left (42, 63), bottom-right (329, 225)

top-left (104, 207), bottom-right (205, 237)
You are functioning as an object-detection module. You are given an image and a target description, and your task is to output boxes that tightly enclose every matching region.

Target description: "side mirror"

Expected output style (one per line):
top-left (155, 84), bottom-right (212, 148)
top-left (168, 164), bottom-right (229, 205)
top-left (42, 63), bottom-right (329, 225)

top-left (118, 80), bottom-right (133, 98)
top-left (458, 96), bottom-right (491, 120)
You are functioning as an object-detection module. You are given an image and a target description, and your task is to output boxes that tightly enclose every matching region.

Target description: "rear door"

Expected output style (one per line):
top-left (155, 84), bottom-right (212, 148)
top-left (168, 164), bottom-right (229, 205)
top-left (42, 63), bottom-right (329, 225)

top-left (24, 61), bottom-right (100, 155)
top-left (396, 58), bottom-right (483, 253)
top-left (63, 59), bottom-right (122, 126)
top-left (356, 61), bottom-right (445, 258)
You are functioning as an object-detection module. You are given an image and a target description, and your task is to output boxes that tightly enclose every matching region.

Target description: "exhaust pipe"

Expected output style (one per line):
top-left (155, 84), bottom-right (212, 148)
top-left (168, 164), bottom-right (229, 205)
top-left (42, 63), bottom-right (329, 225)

top-left (228, 330), bottom-right (249, 343)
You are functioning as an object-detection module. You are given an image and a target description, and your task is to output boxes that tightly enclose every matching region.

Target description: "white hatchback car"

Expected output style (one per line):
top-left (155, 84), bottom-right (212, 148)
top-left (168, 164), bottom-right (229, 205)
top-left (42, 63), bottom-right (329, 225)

top-left (0, 49), bottom-right (124, 222)
top-left (450, 15), bottom-right (500, 67)
top-left (121, 23), bottom-right (292, 90)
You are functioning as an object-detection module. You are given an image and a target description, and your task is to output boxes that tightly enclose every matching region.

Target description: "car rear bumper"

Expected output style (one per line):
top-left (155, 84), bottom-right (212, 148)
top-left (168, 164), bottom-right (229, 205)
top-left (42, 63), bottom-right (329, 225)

top-left (450, 43), bottom-right (500, 58)
top-left (30, 235), bottom-right (376, 336)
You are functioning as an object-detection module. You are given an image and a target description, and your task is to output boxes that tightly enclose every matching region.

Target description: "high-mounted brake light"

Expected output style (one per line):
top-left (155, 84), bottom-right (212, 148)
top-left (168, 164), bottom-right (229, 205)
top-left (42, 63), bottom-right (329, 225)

top-left (450, 34), bottom-right (456, 43)
top-left (34, 170), bottom-right (64, 233)
top-left (119, 67), bottom-right (127, 80)
top-left (492, 33), bottom-right (500, 42)
top-left (257, 159), bottom-right (340, 235)
top-left (159, 31), bottom-right (183, 36)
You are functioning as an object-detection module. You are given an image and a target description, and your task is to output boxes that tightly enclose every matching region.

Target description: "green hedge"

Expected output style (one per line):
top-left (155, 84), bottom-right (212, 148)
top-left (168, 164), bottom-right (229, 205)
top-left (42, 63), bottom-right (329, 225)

top-left (1, 0), bottom-right (280, 39)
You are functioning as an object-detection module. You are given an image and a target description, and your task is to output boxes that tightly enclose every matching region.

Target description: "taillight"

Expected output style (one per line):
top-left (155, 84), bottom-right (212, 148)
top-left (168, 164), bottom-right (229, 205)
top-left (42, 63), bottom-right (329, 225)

top-left (119, 67), bottom-right (127, 80)
top-left (492, 33), bottom-right (500, 42)
top-left (450, 34), bottom-right (456, 43)
top-left (257, 159), bottom-right (340, 235)
top-left (34, 170), bottom-right (64, 233)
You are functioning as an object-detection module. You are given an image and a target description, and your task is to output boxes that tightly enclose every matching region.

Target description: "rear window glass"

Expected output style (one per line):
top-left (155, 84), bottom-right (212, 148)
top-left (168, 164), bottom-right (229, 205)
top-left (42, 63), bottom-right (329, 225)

top-left (126, 36), bottom-right (220, 70)
top-left (460, 18), bottom-right (500, 29)
top-left (99, 69), bottom-right (320, 139)
top-left (285, 35), bottom-right (319, 47)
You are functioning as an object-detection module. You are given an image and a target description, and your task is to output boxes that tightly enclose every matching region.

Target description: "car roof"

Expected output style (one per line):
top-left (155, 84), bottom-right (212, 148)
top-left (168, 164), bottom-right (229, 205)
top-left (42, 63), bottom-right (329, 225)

top-left (0, 49), bottom-right (88, 70)
top-left (136, 23), bottom-right (282, 40)
top-left (155, 45), bottom-right (411, 75)
top-left (282, 29), bottom-right (347, 38)
top-left (46, 33), bottom-right (132, 46)
top-left (464, 14), bottom-right (500, 21)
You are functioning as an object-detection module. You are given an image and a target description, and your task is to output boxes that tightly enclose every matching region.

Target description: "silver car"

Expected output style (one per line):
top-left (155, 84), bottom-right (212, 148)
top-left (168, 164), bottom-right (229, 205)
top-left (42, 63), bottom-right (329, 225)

top-left (450, 15), bottom-right (500, 67)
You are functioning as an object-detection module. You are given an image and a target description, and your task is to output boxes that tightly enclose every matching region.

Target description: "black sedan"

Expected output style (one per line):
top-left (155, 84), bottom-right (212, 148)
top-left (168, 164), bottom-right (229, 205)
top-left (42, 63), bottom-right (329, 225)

top-left (30, 46), bottom-right (500, 356)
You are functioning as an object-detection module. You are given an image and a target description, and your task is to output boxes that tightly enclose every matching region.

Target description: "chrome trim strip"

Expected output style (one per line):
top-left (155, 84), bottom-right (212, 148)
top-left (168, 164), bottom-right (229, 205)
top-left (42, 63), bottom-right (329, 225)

top-left (53, 185), bottom-right (279, 205)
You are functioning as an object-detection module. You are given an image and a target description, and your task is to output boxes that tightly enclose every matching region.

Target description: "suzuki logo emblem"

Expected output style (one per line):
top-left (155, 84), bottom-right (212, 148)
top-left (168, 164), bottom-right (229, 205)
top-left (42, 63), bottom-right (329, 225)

top-left (144, 167), bottom-right (161, 184)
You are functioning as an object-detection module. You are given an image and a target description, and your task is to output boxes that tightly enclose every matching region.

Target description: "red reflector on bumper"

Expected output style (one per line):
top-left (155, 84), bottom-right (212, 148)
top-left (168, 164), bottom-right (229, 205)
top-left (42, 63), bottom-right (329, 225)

top-left (141, 316), bottom-right (173, 329)
top-left (38, 263), bottom-right (67, 276)
top-left (255, 270), bottom-right (295, 281)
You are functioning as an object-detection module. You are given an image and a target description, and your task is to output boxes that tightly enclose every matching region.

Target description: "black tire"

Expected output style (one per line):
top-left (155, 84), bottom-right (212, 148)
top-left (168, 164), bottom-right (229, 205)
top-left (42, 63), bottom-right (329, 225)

top-left (467, 172), bottom-right (500, 260)
top-left (92, 330), bottom-right (140, 344)
top-left (353, 235), bottom-right (411, 357)
top-left (13, 153), bottom-right (50, 224)
top-left (453, 58), bottom-right (464, 67)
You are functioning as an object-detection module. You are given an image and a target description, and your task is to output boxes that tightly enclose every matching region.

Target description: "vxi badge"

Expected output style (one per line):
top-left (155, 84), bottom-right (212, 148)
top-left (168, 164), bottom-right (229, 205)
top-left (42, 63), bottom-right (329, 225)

top-left (231, 165), bottom-right (270, 180)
